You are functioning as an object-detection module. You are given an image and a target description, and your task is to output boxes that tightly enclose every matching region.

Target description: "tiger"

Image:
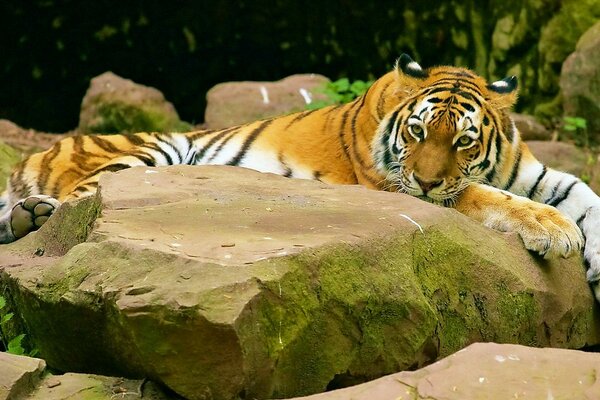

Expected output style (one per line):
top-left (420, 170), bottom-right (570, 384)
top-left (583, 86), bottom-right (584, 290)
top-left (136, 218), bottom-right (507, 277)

top-left (1, 54), bottom-right (599, 302)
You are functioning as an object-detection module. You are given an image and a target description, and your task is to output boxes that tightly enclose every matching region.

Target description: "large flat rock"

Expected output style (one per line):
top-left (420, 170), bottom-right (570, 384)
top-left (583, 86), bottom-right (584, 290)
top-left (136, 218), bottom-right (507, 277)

top-left (0, 166), bottom-right (599, 400)
top-left (288, 342), bottom-right (600, 400)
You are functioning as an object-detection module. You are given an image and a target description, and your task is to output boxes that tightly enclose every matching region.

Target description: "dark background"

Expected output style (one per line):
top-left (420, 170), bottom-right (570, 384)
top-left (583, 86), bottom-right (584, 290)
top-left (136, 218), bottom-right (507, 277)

top-left (0, 1), bottom-right (566, 132)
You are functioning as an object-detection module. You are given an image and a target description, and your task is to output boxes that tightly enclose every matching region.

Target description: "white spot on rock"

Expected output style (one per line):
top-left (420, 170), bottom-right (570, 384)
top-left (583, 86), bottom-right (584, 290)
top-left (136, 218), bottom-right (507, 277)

top-left (494, 355), bottom-right (506, 363)
top-left (260, 86), bottom-right (270, 104)
top-left (399, 213), bottom-right (424, 233)
top-left (298, 88), bottom-right (312, 104)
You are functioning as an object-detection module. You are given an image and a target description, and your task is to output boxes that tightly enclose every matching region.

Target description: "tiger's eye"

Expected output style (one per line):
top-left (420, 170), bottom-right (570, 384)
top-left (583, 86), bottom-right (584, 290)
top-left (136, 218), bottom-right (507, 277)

top-left (457, 136), bottom-right (473, 146)
top-left (409, 124), bottom-right (424, 139)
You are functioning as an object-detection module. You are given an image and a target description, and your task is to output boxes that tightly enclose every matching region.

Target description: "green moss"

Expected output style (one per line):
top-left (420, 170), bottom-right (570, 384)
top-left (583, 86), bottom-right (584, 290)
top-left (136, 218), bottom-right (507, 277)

top-left (0, 140), bottom-right (21, 193)
top-left (29, 195), bottom-right (102, 257)
top-left (89, 101), bottom-right (192, 134)
top-left (496, 285), bottom-right (539, 345)
top-left (236, 236), bottom-right (438, 398)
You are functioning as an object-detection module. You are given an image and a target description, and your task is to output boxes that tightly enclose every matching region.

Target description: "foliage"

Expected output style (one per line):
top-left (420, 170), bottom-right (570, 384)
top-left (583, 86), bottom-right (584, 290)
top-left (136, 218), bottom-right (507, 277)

top-left (563, 116), bottom-right (589, 147)
top-left (307, 78), bottom-right (374, 110)
top-left (0, 294), bottom-right (36, 356)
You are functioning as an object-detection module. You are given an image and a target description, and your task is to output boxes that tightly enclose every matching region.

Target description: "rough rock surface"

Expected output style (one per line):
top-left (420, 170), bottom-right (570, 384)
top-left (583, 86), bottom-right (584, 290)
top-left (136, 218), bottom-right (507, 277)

top-left (526, 140), bottom-right (600, 194)
top-left (79, 72), bottom-right (192, 134)
top-left (0, 351), bottom-right (171, 399)
top-left (511, 114), bottom-right (551, 141)
top-left (204, 74), bottom-right (330, 129)
top-left (560, 21), bottom-right (600, 140)
top-left (287, 342), bottom-right (600, 400)
top-left (0, 352), bottom-right (45, 399)
top-left (0, 166), bottom-right (598, 399)
top-left (0, 120), bottom-right (68, 156)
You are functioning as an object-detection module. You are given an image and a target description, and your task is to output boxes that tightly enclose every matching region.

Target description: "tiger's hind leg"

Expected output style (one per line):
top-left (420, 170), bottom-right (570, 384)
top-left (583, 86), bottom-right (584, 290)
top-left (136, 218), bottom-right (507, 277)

top-left (0, 195), bottom-right (61, 244)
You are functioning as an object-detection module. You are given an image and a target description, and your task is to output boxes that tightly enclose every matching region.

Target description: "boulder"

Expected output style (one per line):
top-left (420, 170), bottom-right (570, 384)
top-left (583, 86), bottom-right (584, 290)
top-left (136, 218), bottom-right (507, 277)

top-left (286, 342), bottom-right (600, 399)
top-left (526, 140), bottom-right (600, 194)
top-left (560, 21), bottom-right (600, 141)
top-left (0, 166), bottom-right (598, 399)
top-left (79, 72), bottom-right (192, 134)
top-left (511, 113), bottom-right (551, 141)
top-left (204, 74), bottom-right (330, 129)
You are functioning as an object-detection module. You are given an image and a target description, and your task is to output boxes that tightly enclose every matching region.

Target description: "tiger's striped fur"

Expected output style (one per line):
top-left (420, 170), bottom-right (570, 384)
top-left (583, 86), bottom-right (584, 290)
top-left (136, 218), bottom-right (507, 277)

top-left (1, 55), bottom-right (600, 301)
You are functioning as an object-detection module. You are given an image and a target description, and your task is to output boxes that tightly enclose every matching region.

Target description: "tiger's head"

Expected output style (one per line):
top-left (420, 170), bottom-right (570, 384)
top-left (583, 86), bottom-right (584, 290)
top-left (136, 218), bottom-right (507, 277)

top-left (373, 54), bottom-right (519, 205)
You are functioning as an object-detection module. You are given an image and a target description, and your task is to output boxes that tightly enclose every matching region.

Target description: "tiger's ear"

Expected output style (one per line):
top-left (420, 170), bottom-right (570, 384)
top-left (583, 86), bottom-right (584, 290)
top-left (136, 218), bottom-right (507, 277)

top-left (487, 76), bottom-right (518, 110)
top-left (395, 54), bottom-right (429, 93)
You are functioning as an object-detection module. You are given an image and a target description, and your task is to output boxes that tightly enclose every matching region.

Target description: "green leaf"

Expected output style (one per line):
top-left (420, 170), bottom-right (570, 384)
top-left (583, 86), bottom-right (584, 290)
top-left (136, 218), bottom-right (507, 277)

top-left (0, 296), bottom-right (6, 310)
top-left (7, 334), bottom-right (26, 355)
top-left (1, 313), bottom-right (14, 324)
top-left (563, 125), bottom-right (577, 131)
top-left (350, 80), bottom-right (370, 96)
top-left (332, 78), bottom-right (350, 92)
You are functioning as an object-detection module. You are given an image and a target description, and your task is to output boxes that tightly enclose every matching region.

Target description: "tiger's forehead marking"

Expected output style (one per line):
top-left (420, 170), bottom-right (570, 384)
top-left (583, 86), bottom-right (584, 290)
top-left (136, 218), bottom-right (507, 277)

top-left (411, 95), bottom-right (483, 135)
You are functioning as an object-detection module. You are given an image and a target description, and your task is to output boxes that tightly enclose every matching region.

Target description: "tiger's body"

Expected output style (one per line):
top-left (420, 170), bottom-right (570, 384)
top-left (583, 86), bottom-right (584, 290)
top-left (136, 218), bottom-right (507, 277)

top-left (2, 55), bottom-right (600, 301)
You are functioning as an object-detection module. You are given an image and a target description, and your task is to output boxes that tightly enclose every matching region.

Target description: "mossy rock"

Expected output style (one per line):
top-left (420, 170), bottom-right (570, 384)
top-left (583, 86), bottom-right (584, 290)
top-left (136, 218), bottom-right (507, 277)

top-left (78, 72), bottom-right (192, 134)
top-left (0, 140), bottom-right (21, 193)
top-left (0, 166), bottom-right (598, 399)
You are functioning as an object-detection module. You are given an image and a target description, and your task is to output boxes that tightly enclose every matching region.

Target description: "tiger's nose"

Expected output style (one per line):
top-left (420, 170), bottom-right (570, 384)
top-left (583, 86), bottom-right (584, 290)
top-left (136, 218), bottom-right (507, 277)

top-left (413, 174), bottom-right (443, 193)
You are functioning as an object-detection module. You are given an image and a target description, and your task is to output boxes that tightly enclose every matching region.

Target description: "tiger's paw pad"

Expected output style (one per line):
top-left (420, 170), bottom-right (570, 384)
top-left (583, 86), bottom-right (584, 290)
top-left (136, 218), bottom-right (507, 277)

top-left (11, 195), bottom-right (61, 239)
top-left (505, 202), bottom-right (584, 259)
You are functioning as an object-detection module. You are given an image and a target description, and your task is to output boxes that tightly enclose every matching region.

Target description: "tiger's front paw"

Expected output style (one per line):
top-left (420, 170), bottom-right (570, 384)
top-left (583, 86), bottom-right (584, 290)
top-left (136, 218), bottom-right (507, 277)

top-left (487, 199), bottom-right (583, 259)
top-left (11, 195), bottom-right (61, 239)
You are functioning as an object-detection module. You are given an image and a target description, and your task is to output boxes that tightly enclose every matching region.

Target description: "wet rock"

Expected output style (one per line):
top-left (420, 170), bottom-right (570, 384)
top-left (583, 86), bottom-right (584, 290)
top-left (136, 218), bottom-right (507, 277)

top-left (79, 72), bottom-right (192, 134)
top-left (287, 342), bottom-right (600, 399)
top-left (0, 166), bottom-right (598, 399)
top-left (204, 74), bottom-right (330, 129)
top-left (560, 21), bottom-right (600, 141)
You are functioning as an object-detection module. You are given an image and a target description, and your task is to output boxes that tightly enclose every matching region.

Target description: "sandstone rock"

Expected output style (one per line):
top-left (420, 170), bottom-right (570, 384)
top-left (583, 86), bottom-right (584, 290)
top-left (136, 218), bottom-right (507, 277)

top-left (0, 166), bottom-right (598, 399)
top-left (0, 351), bottom-right (171, 400)
top-left (0, 352), bottom-right (45, 399)
top-left (79, 72), bottom-right (192, 134)
top-left (560, 21), bottom-right (600, 140)
top-left (526, 140), bottom-right (600, 194)
top-left (204, 74), bottom-right (330, 129)
top-left (0, 120), bottom-right (68, 155)
top-left (287, 342), bottom-right (600, 400)
top-left (512, 113), bottom-right (551, 141)
top-left (30, 373), bottom-right (171, 400)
